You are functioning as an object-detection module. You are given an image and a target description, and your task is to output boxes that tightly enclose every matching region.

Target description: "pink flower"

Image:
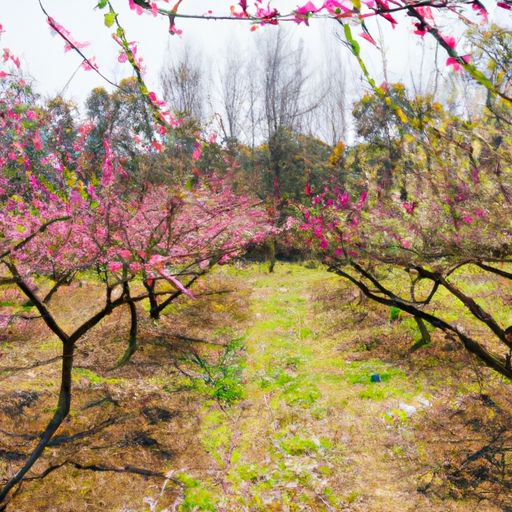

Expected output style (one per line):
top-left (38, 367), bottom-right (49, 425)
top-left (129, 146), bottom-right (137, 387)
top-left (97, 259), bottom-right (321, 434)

top-left (108, 261), bottom-right (123, 272)
top-left (118, 249), bottom-right (131, 259)
top-left (198, 259), bottom-right (210, 270)
top-left (414, 23), bottom-right (428, 36)
top-left (359, 31), bottom-right (377, 45)
top-left (82, 57), bottom-right (97, 71)
top-left (322, 0), bottom-right (349, 15)
top-left (128, 0), bottom-right (144, 15)
top-left (129, 262), bottom-right (142, 273)
top-left (416, 6), bottom-right (434, 19)
top-left (148, 254), bottom-right (167, 267)
top-left (192, 144), bottom-right (202, 161)
top-left (446, 54), bottom-right (470, 71)
top-left (472, 1), bottom-right (488, 23)
top-left (402, 201), bottom-right (417, 215)
top-left (356, 191), bottom-right (368, 209)
top-left (442, 35), bottom-right (457, 49)
top-left (294, 2), bottom-right (318, 24)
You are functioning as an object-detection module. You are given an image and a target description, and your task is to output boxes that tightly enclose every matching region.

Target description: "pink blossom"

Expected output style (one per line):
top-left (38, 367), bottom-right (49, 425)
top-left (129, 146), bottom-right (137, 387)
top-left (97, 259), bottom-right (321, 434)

top-left (294, 2), bottom-right (319, 24)
top-left (128, 0), bottom-right (144, 15)
top-left (192, 143), bottom-right (202, 161)
top-left (416, 6), bottom-right (434, 19)
top-left (472, 1), bottom-right (488, 23)
top-left (108, 261), bottom-right (123, 272)
top-left (356, 191), bottom-right (368, 209)
top-left (198, 259), bottom-right (210, 270)
top-left (442, 35), bottom-right (457, 49)
top-left (129, 262), bottom-right (143, 272)
top-left (402, 201), bottom-right (417, 215)
top-left (322, 0), bottom-right (349, 15)
top-left (446, 54), bottom-right (470, 71)
top-left (360, 31), bottom-right (377, 45)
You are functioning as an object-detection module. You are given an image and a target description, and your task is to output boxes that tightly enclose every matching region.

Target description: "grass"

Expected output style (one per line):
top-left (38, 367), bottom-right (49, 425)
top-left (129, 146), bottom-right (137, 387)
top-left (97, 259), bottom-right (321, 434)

top-left (2, 262), bottom-right (511, 511)
top-left (72, 367), bottom-right (123, 386)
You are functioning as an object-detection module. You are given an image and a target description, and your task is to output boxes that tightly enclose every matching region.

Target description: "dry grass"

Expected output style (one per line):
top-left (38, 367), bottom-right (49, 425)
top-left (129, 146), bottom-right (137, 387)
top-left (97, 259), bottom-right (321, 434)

top-left (0, 272), bottom-right (249, 511)
top-left (1, 263), bottom-right (511, 511)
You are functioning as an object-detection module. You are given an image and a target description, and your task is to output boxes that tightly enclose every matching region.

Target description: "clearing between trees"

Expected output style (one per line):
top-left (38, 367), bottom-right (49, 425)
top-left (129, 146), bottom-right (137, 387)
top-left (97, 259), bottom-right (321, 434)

top-left (1, 263), bottom-right (510, 511)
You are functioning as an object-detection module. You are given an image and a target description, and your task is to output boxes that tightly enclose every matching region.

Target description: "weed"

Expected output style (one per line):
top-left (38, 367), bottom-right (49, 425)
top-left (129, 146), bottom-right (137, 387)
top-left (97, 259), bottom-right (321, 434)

top-left (344, 490), bottom-right (362, 504)
top-left (179, 337), bottom-right (246, 406)
top-left (279, 435), bottom-right (321, 456)
top-left (176, 473), bottom-right (219, 512)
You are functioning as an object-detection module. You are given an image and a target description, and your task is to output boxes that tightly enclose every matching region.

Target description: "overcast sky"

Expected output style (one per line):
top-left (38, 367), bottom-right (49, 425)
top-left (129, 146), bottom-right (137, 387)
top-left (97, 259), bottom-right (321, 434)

top-left (0, 1), bottom-right (506, 112)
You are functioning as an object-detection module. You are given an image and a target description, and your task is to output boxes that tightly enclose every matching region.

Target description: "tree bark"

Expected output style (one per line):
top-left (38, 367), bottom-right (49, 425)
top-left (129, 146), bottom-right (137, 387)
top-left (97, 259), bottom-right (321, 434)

top-left (0, 341), bottom-right (75, 504)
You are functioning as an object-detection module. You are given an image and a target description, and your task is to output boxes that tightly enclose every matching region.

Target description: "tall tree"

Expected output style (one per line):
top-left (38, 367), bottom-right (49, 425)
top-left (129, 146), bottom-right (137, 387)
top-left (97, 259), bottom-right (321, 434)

top-left (160, 43), bottom-right (206, 123)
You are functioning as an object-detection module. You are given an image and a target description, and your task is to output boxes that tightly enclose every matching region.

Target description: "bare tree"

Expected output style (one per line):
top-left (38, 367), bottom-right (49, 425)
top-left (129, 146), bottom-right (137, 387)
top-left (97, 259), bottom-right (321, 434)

top-left (160, 43), bottom-right (206, 122)
top-left (313, 56), bottom-right (348, 145)
top-left (217, 48), bottom-right (247, 142)
top-left (251, 27), bottom-right (320, 270)
top-left (258, 28), bottom-right (315, 137)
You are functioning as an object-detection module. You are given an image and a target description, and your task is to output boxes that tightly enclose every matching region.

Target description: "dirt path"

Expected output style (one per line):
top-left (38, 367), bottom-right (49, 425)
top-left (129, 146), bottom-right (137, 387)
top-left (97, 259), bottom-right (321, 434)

top-left (195, 264), bottom-right (495, 511)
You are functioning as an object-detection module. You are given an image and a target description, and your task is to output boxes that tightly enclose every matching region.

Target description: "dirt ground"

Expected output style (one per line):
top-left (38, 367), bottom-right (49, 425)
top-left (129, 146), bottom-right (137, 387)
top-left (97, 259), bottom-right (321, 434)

top-left (1, 264), bottom-right (511, 511)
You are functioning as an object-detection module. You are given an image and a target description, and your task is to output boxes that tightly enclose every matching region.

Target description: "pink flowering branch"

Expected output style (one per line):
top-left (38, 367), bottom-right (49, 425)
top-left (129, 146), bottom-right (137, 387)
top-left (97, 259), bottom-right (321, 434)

top-left (0, 216), bottom-right (70, 260)
top-left (38, 0), bottom-right (120, 89)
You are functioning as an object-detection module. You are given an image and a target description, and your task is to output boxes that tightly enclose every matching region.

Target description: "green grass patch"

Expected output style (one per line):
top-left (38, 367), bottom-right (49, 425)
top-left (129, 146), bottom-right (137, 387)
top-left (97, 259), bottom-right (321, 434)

top-left (176, 473), bottom-right (219, 512)
top-left (72, 368), bottom-right (122, 386)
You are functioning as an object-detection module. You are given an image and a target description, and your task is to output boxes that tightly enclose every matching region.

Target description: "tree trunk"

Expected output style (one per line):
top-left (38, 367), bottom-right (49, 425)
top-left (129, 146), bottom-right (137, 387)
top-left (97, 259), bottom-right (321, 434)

top-left (268, 239), bottom-right (276, 274)
top-left (0, 341), bottom-right (75, 505)
top-left (115, 298), bottom-right (138, 368)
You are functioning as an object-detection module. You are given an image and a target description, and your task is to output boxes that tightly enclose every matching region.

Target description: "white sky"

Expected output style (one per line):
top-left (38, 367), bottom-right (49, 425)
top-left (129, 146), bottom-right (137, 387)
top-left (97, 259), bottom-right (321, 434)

top-left (0, 1), bottom-right (507, 111)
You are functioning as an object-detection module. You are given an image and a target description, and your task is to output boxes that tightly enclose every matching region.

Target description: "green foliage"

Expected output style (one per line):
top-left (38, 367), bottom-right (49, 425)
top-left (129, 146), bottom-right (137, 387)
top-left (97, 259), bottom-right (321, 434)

top-left (278, 435), bottom-right (332, 456)
top-left (176, 473), bottom-right (219, 512)
top-left (104, 12), bottom-right (115, 27)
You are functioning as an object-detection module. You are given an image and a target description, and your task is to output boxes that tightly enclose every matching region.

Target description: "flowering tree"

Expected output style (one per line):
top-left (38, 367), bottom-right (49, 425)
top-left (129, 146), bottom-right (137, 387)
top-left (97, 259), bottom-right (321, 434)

top-left (303, 88), bottom-right (512, 380)
top-left (0, 24), bottom-right (273, 502)
top-left (0, 140), bottom-right (273, 505)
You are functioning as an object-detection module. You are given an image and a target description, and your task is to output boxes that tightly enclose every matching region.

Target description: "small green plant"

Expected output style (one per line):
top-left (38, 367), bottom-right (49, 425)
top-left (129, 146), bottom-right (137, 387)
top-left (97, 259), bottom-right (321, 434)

top-left (180, 337), bottom-right (246, 406)
top-left (389, 306), bottom-right (401, 322)
top-left (344, 490), bottom-right (362, 504)
top-left (279, 435), bottom-right (320, 456)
